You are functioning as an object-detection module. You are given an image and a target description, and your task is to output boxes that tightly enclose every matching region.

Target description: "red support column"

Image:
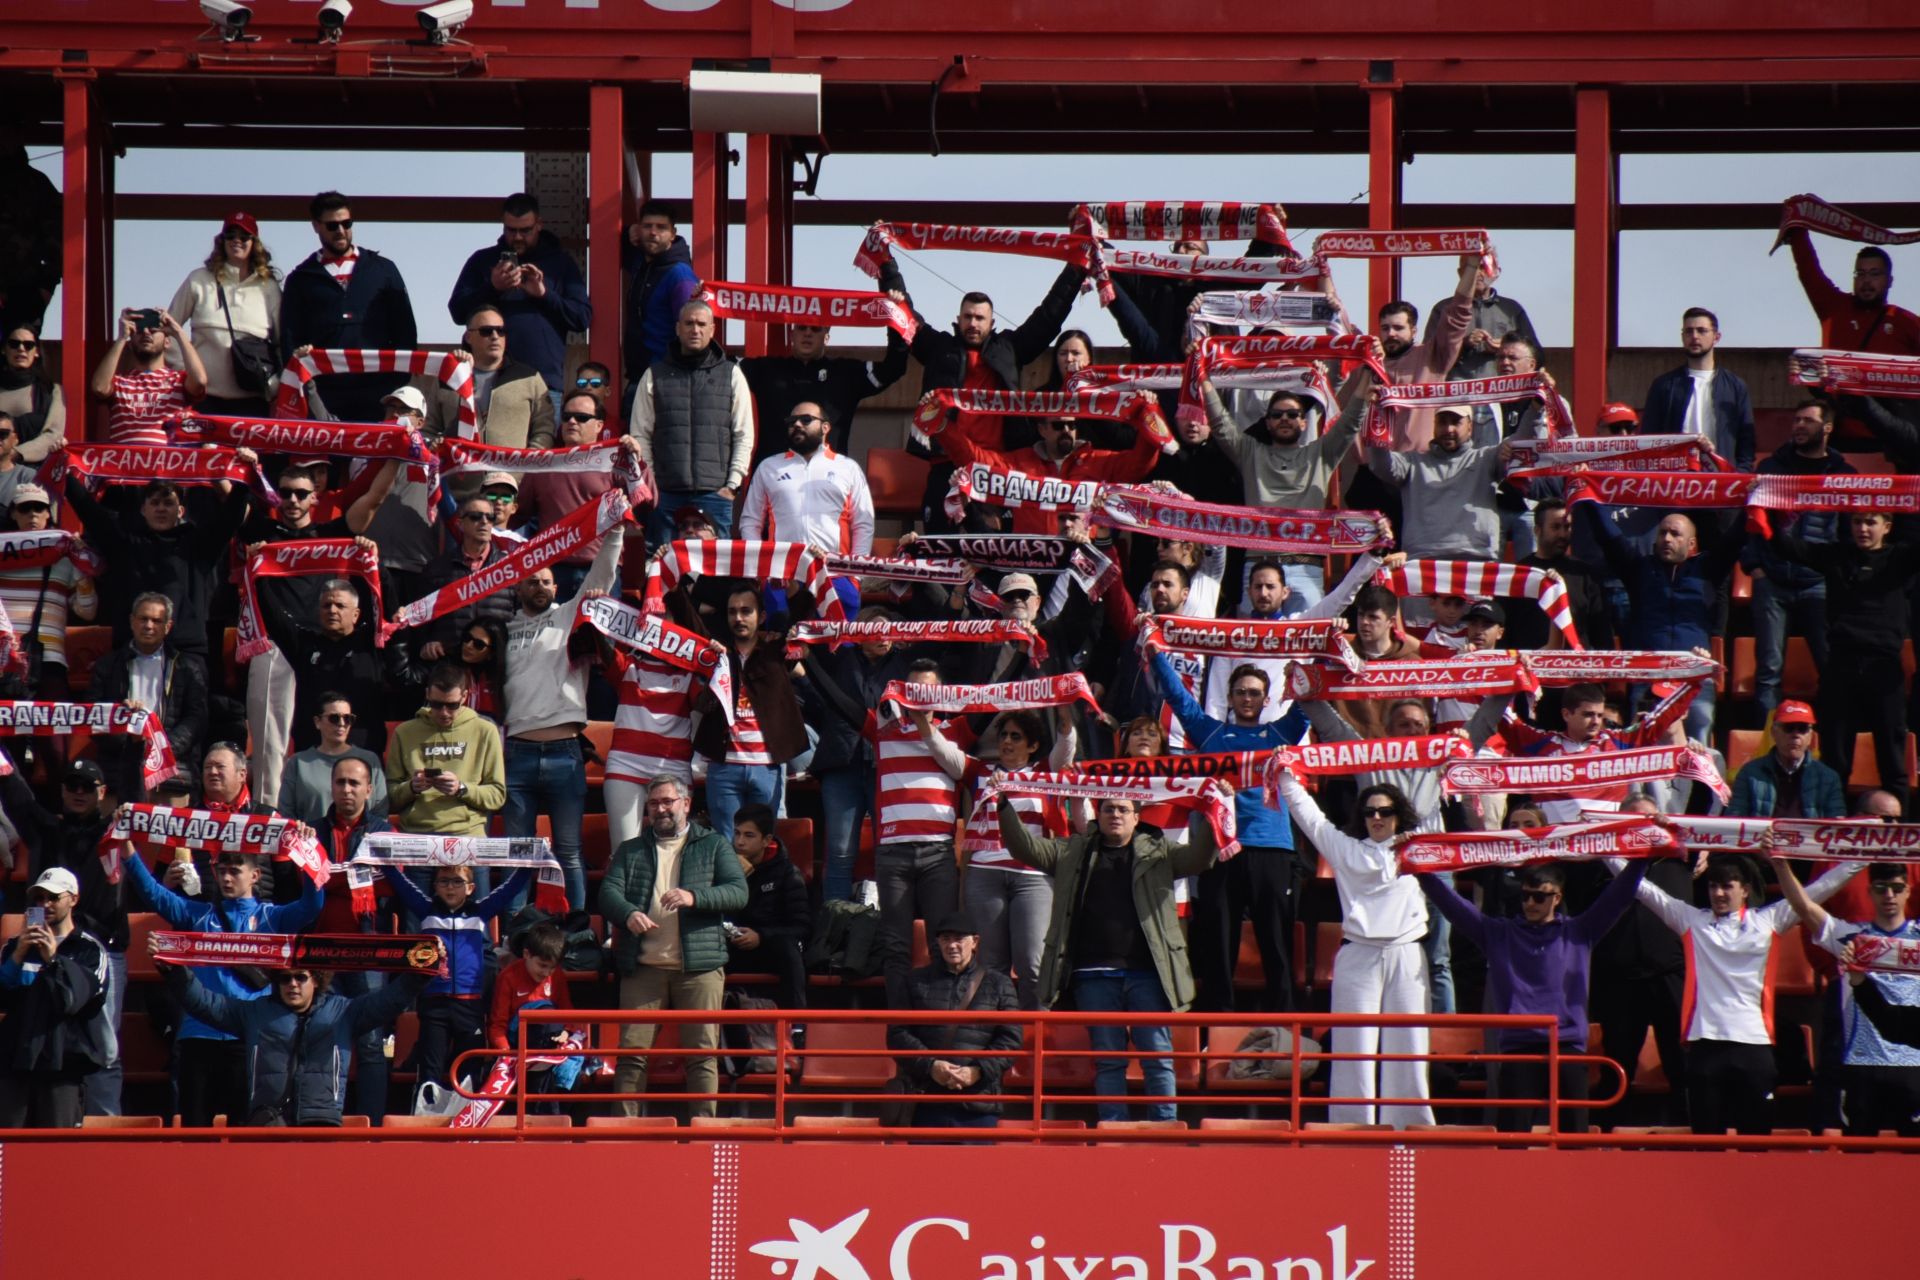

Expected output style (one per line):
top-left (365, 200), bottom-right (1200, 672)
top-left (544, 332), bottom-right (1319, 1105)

top-left (58, 73), bottom-right (94, 434)
top-left (1367, 85), bottom-right (1402, 323)
top-left (588, 83), bottom-right (625, 388)
top-left (690, 133), bottom-right (728, 284)
top-left (1573, 87), bottom-right (1615, 432)
top-left (742, 133), bottom-right (791, 357)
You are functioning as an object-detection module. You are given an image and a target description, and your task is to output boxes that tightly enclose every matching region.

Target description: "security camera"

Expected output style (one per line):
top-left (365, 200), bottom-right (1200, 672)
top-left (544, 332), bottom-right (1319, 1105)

top-left (416, 0), bottom-right (473, 45)
top-left (317, 0), bottom-right (352, 42)
top-left (200, 0), bottom-right (253, 42)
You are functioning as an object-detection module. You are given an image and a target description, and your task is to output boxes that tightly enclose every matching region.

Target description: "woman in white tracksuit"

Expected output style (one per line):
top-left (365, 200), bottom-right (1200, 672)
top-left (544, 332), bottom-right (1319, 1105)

top-left (1274, 765), bottom-right (1433, 1127)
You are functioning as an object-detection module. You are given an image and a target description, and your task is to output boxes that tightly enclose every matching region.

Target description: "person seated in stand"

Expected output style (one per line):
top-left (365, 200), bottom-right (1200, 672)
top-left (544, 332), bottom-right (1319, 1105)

top-left (724, 805), bottom-right (811, 1013)
top-left (488, 921), bottom-right (573, 1053)
top-left (886, 908), bottom-right (1023, 1133)
top-left (155, 946), bottom-right (429, 1128)
top-left (1725, 699), bottom-right (1845, 821)
top-left (278, 692), bottom-right (389, 827)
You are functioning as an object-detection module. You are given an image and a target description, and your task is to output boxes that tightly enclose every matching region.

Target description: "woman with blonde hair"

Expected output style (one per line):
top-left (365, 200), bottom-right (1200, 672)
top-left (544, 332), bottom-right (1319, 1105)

top-left (167, 212), bottom-right (281, 415)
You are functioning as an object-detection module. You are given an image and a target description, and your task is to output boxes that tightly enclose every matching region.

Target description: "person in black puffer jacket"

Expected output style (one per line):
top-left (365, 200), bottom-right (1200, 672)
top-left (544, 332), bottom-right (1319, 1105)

top-left (888, 908), bottom-right (1022, 1129)
top-left (725, 805), bottom-right (812, 1011)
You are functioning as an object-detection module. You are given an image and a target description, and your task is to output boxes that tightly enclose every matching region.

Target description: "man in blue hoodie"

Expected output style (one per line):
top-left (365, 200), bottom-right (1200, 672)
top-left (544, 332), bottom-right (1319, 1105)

top-left (448, 192), bottom-right (592, 420)
top-left (621, 200), bottom-right (701, 413)
top-left (1151, 647), bottom-right (1308, 1012)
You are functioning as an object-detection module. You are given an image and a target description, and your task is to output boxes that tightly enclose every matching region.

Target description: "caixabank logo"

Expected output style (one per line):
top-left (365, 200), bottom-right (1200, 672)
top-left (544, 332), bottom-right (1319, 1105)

top-left (746, 1208), bottom-right (1378, 1280)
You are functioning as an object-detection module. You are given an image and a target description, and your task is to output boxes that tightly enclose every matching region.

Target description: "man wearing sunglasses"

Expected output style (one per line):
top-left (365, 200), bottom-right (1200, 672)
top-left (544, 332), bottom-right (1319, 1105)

top-left (0, 868), bottom-right (114, 1128)
top-left (448, 192), bottom-right (591, 422)
top-left (449, 305), bottom-right (554, 504)
top-left (278, 190), bottom-right (419, 424)
top-left (737, 401), bottom-right (874, 558)
top-left (1726, 700), bottom-right (1847, 822)
top-left (415, 496), bottom-right (517, 666)
top-left (740, 315), bottom-right (908, 468)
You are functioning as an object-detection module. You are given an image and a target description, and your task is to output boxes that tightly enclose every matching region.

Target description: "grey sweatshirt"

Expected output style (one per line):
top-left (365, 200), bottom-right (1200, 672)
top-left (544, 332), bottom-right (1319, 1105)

top-left (1368, 441), bottom-right (1503, 560)
top-left (1204, 384), bottom-right (1364, 511)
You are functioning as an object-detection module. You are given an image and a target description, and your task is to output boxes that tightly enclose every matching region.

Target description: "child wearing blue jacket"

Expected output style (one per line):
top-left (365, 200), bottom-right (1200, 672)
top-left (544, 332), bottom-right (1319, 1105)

top-left (382, 862), bottom-right (530, 1088)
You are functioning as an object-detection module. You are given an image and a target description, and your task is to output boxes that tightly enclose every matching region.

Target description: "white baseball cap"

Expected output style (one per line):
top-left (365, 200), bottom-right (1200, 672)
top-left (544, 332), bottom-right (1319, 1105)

top-left (31, 867), bottom-right (79, 898)
top-left (382, 385), bottom-right (428, 416)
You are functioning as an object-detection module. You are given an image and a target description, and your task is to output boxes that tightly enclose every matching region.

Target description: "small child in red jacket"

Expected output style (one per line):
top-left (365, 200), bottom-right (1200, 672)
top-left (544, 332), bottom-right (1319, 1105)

top-left (487, 922), bottom-right (572, 1052)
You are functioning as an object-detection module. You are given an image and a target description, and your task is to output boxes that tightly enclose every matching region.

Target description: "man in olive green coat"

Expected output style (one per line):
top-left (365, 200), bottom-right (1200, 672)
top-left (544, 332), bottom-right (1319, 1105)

top-left (598, 776), bottom-right (748, 1117)
top-left (996, 780), bottom-right (1224, 1121)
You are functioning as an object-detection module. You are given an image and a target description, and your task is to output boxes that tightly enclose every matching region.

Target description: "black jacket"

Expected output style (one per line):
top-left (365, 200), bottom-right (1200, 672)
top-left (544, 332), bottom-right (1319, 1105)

top-left (1771, 528), bottom-right (1920, 655)
top-left (0, 928), bottom-right (112, 1076)
top-left (447, 228), bottom-right (593, 393)
top-left (66, 479), bottom-right (251, 658)
top-left (1507, 552), bottom-right (1613, 651)
top-left (278, 248), bottom-right (419, 423)
top-left (741, 337), bottom-right (910, 466)
top-left (0, 770), bottom-right (123, 949)
top-left (259, 598), bottom-right (397, 756)
top-left (737, 849), bottom-right (811, 945)
top-left (798, 644), bottom-right (918, 773)
top-left (903, 264), bottom-right (1084, 400)
top-left (419, 541), bottom-right (517, 654)
top-left (888, 958), bottom-right (1021, 1112)
top-left (86, 641), bottom-right (210, 777)
top-left (1741, 445), bottom-right (1858, 591)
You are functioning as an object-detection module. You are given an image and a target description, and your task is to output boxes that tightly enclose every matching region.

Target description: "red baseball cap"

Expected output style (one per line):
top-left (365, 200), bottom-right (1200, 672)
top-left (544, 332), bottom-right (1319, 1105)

top-left (1597, 402), bottom-right (1639, 430)
top-left (1775, 700), bottom-right (1816, 726)
top-left (222, 211), bottom-right (260, 238)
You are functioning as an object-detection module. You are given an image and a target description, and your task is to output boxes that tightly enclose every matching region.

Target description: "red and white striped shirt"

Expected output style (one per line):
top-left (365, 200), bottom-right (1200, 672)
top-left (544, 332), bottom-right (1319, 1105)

top-left (871, 714), bottom-right (969, 847)
top-left (961, 764), bottom-right (1063, 875)
top-left (605, 648), bottom-right (695, 786)
top-left (322, 249), bottom-right (359, 290)
top-left (725, 689), bottom-right (772, 766)
top-left (109, 368), bottom-right (189, 446)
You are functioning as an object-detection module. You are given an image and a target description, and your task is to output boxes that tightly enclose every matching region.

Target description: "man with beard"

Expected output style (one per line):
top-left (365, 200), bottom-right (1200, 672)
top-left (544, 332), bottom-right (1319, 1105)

top-left (1783, 229), bottom-right (1920, 358)
top-left (1368, 406), bottom-right (1509, 562)
top-left (742, 322), bottom-right (909, 467)
top-left (621, 201), bottom-right (702, 408)
top-left (1505, 498), bottom-right (1612, 652)
top-left (738, 400), bottom-right (875, 556)
top-left (1640, 308), bottom-right (1756, 471)
top-left (932, 407), bottom-right (1164, 537)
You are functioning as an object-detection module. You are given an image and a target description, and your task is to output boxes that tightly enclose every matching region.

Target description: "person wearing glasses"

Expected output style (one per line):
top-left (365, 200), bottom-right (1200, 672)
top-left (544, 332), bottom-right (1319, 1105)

top-left (238, 456), bottom-right (399, 806)
top-left (278, 693), bottom-right (389, 827)
top-left (739, 313), bottom-right (909, 468)
top-left (278, 190), bottom-right (418, 425)
top-left (571, 360), bottom-right (612, 400)
top-left (447, 192), bottom-right (591, 423)
top-left (0, 324), bottom-right (65, 464)
top-left (166, 211), bottom-right (282, 416)
top-left (85, 592), bottom-right (209, 803)
top-left (925, 398), bottom-right (1165, 537)
top-left (415, 494), bottom-right (518, 666)
top-left (1726, 700), bottom-right (1846, 822)
top-left (516, 391), bottom-right (639, 599)
top-left (0, 480), bottom-right (95, 701)
top-left (384, 663), bottom-right (507, 893)
top-left (737, 400), bottom-right (875, 561)
top-left (447, 304), bottom-right (554, 503)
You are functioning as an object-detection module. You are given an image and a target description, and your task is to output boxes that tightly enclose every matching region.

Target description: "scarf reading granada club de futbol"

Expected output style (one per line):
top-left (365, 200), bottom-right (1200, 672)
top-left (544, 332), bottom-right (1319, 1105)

top-left (1395, 818), bottom-right (1680, 874)
top-left (1138, 614), bottom-right (1360, 672)
top-left (1364, 372), bottom-right (1568, 449)
top-left (783, 618), bottom-right (1047, 664)
top-left (876, 672), bottom-right (1101, 718)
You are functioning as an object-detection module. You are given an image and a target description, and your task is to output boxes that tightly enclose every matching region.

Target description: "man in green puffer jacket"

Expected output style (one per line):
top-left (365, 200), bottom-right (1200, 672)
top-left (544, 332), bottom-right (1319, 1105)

top-left (994, 780), bottom-right (1224, 1122)
top-left (598, 776), bottom-right (748, 1117)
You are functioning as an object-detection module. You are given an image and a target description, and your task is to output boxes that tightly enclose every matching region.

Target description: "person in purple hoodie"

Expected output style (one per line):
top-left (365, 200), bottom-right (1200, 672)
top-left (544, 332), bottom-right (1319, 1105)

top-left (1420, 857), bottom-right (1648, 1132)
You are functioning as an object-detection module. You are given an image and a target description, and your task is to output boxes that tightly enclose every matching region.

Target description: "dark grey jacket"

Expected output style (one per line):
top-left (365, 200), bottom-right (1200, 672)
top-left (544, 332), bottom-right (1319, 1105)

top-left (888, 959), bottom-right (1021, 1113)
top-left (649, 341), bottom-right (739, 493)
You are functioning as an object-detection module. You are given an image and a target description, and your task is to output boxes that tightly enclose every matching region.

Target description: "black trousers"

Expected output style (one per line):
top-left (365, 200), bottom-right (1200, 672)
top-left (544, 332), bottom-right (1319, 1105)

top-left (1686, 1039), bottom-right (1776, 1136)
top-left (1190, 844), bottom-right (1298, 1013)
top-left (1843, 1064), bottom-right (1920, 1137)
top-left (0, 1071), bottom-right (86, 1128)
top-left (175, 1037), bottom-right (249, 1127)
top-left (1589, 969), bottom-right (1688, 1123)
top-left (1490, 1042), bottom-right (1590, 1133)
top-left (1818, 648), bottom-right (1911, 808)
top-left (877, 840), bottom-right (960, 969)
top-left (728, 935), bottom-right (808, 1011)
top-left (415, 994), bottom-right (487, 1089)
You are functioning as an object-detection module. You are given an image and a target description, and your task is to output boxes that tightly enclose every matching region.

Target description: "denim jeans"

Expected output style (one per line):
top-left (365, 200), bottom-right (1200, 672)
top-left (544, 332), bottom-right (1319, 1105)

top-left (1750, 575), bottom-right (1827, 714)
top-left (82, 950), bottom-right (127, 1116)
top-left (1073, 971), bottom-right (1176, 1122)
top-left (1422, 911), bottom-right (1455, 1015)
top-left (1281, 562), bottom-right (1325, 611)
top-left (503, 737), bottom-right (589, 910)
top-left (1500, 505), bottom-right (1535, 560)
top-left (333, 967), bottom-right (393, 1124)
top-left (705, 760), bottom-right (782, 842)
top-left (645, 490), bottom-right (735, 549)
top-left (819, 763), bottom-right (874, 903)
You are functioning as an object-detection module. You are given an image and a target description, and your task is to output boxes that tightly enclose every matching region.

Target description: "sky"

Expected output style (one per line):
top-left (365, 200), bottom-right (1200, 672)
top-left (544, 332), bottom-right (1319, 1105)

top-left (27, 143), bottom-right (1920, 352)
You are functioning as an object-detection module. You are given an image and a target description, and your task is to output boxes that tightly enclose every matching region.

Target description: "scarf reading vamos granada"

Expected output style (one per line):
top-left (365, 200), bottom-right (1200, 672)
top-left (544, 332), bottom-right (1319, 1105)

top-left (1440, 745), bottom-right (1730, 804)
top-left (1364, 372), bottom-right (1568, 449)
top-left (1772, 194), bottom-right (1920, 252)
top-left (389, 489), bottom-right (631, 633)
top-left (1395, 818), bottom-right (1681, 874)
top-left (784, 618), bottom-right (1046, 664)
top-left (1139, 614), bottom-right (1360, 672)
top-left (1094, 485), bottom-right (1387, 555)
top-left (1377, 560), bottom-right (1583, 650)
top-left (877, 673), bottom-right (1101, 718)
top-left (233, 539), bottom-right (385, 664)
top-left (1788, 349), bottom-right (1920, 399)
top-left (272, 349), bottom-right (478, 438)
top-left (984, 771), bottom-right (1241, 859)
top-left (1287, 653), bottom-right (1540, 702)
top-left (699, 282), bottom-right (919, 343)
top-left (643, 539), bottom-right (847, 623)
top-left (150, 931), bottom-right (450, 977)
top-left (0, 702), bottom-right (176, 794)
top-left (102, 803), bottom-right (325, 886)
top-left (43, 443), bottom-right (276, 508)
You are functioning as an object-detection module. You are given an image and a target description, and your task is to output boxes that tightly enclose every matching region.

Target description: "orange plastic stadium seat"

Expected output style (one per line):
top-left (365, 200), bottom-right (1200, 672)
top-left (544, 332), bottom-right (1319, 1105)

top-left (1726, 730), bottom-right (1762, 777)
top-left (585, 1115), bottom-right (679, 1129)
top-left (1843, 732), bottom-right (1919, 791)
top-left (1005, 1022), bottom-right (1092, 1093)
top-left (584, 720), bottom-right (614, 788)
top-left (126, 913), bottom-right (163, 980)
top-left (775, 817), bottom-right (815, 883)
top-left (66, 626), bottom-right (112, 695)
top-left (484, 1113), bottom-right (572, 1128)
top-left (1198, 1118), bottom-right (1294, 1132)
top-left (866, 448), bottom-right (930, 519)
top-left (796, 1022), bottom-right (896, 1092)
top-left (581, 813), bottom-right (612, 872)
top-left (82, 1115), bottom-right (163, 1129)
top-left (1126, 1023), bottom-right (1202, 1091)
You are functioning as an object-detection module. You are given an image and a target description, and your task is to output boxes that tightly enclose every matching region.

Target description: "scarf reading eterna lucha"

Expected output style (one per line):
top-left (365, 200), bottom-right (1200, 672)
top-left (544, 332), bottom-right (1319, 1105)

top-left (233, 539), bottom-right (386, 664)
top-left (0, 703), bottom-right (176, 793)
top-left (101, 803), bottom-right (324, 886)
top-left (1592, 810), bottom-right (1920, 864)
top-left (150, 931), bottom-right (450, 977)
top-left (1395, 818), bottom-right (1680, 873)
top-left (387, 489), bottom-right (631, 634)
top-left (698, 282), bottom-right (920, 343)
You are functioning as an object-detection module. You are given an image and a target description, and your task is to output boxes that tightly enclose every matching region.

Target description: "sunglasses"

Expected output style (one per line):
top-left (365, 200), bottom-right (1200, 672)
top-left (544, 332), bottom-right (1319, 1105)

top-left (1267, 408), bottom-right (1305, 420)
top-left (1360, 805), bottom-right (1397, 818)
top-left (319, 219), bottom-right (354, 231)
top-left (575, 376), bottom-right (607, 389)
top-left (322, 712), bottom-right (356, 726)
top-left (277, 487), bottom-right (315, 501)
top-left (223, 230), bottom-right (254, 242)
top-left (61, 779), bottom-right (100, 793)
top-left (1872, 882), bottom-right (1910, 894)
top-left (275, 972), bottom-right (315, 985)
top-left (787, 414), bottom-right (826, 426)
top-left (458, 511), bottom-right (493, 524)
top-left (426, 697), bottom-right (464, 711)
top-left (0, 429), bottom-right (14, 440)
top-left (1776, 723), bottom-right (1813, 734)
top-left (14, 503), bottom-right (47, 513)
top-left (482, 489), bottom-right (517, 502)
top-left (1519, 888), bottom-right (1559, 904)
top-left (462, 634), bottom-right (491, 649)
top-left (561, 411), bottom-right (600, 425)
top-left (470, 326), bottom-right (508, 339)
top-left (4, 339), bottom-right (36, 352)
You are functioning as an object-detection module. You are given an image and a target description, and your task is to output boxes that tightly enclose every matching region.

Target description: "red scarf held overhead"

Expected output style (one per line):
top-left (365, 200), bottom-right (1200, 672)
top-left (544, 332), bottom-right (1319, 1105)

top-left (1634, 813), bottom-right (1920, 863)
top-left (1772, 194), bottom-right (1920, 251)
top-left (1364, 372), bottom-right (1567, 449)
top-left (1096, 249), bottom-right (1328, 291)
top-left (272, 349), bottom-right (478, 438)
top-left (1076, 752), bottom-right (1271, 790)
top-left (170, 414), bottom-right (435, 480)
top-left (877, 673), bottom-right (1101, 718)
top-left (985, 771), bottom-right (1241, 859)
top-left (1522, 650), bottom-right (1719, 686)
top-left (784, 618), bottom-right (1047, 664)
top-left (946, 460), bottom-right (1104, 520)
top-left (1094, 484), bottom-right (1387, 556)
top-left (43, 443), bottom-right (277, 508)
top-left (0, 529), bottom-right (106, 579)
top-left (1178, 332), bottom-right (1384, 428)
top-left (698, 281), bottom-right (920, 343)
top-left (1069, 362), bottom-right (1334, 413)
top-left (1313, 228), bottom-right (1495, 259)
top-left (1396, 818), bottom-right (1681, 874)
top-left (853, 222), bottom-right (1099, 280)
top-left (1069, 201), bottom-right (1291, 248)
top-left (233, 539), bottom-right (386, 664)
top-left (1502, 434), bottom-right (1714, 479)
top-left (437, 436), bottom-right (657, 508)
top-left (914, 387), bottom-right (1175, 453)
top-left (1788, 349), bottom-right (1920, 399)
top-left (1139, 614), bottom-right (1360, 672)
top-left (1565, 470), bottom-right (1754, 509)
top-left (1440, 745), bottom-right (1730, 804)
top-left (0, 702), bottom-right (176, 794)
top-left (571, 594), bottom-right (734, 727)
top-left (101, 802), bottom-right (325, 888)
top-left (1288, 653), bottom-right (1541, 702)
top-left (348, 833), bottom-right (567, 915)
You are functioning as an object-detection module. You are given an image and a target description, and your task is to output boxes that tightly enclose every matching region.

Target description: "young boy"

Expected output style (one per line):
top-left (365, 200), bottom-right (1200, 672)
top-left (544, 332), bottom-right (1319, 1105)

top-left (725, 804), bottom-right (811, 1011)
top-left (383, 861), bottom-right (529, 1088)
top-left (488, 921), bottom-right (573, 1052)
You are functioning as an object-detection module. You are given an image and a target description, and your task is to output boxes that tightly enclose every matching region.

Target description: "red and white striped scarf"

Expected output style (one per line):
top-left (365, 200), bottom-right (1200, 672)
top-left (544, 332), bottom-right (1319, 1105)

top-left (1070, 201), bottom-right (1291, 248)
top-left (877, 672), bottom-right (1100, 718)
top-left (1774, 194), bottom-right (1920, 250)
top-left (1095, 484), bottom-right (1386, 555)
top-left (0, 529), bottom-right (106, 579)
top-left (573, 595), bottom-right (733, 727)
top-left (233, 539), bottom-right (385, 664)
top-left (699, 281), bottom-right (920, 343)
top-left (43, 443), bottom-right (276, 508)
top-left (644, 538), bottom-right (847, 622)
top-left (1523, 650), bottom-right (1719, 686)
top-left (1287, 652), bottom-right (1540, 702)
top-left (985, 770), bottom-right (1241, 859)
top-left (321, 248), bottom-right (359, 288)
top-left (438, 436), bottom-right (656, 507)
top-left (271, 349), bottom-right (479, 439)
top-left (784, 618), bottom-right (1045, 663)
top-left (349, 833), bottom-right (566, 914)
top-left (1365, 371), bottom-right (1567, 449)
top-left (1441, 744), bottom-right (1729, 804)
top-left (1395, 817), bottom-right (1680, 873)
top-left (102, 803), bottom-right (324, 887)
top-left (1503, 434), bottom-right (1712, 477)
top-left (1139, 614), bottom-right (1359, 672)
top-left (389, 488), bottom-right (631, 633)
top-left (1788, 349), bottom-right (1920, 399)
top-left (0, 702), bottom-right (175, 796)
top-left (1847, 935), bottom-right (1920, 976)
top-left (1378, 560), bottom-right (1582, 650)
top-left (170, 414), bottom-right (435, 477)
